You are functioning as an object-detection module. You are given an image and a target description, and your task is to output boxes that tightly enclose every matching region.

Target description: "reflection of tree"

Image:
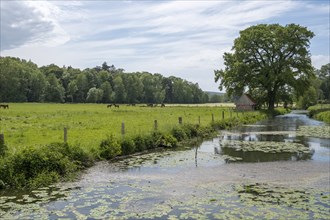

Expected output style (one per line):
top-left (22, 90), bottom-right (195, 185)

top-left (220, 147), bottom-right (314, 163)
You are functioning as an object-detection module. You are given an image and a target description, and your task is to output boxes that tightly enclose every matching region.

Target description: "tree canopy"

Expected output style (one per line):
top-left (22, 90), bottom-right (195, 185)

top-left (0, 56), bottom-right (209, 104)
top-left (215, 24), bottom-right (315, 110)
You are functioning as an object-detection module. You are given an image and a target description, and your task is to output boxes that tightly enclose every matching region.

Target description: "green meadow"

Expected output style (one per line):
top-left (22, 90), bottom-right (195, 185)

top-left (0, 103), bottom-right (266, 189)
top-left (0, 103), bottom-right (253, 153)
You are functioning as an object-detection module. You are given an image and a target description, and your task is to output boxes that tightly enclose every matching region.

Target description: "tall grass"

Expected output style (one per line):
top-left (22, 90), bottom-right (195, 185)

top-left (307, 104), bottom-right (330, 123)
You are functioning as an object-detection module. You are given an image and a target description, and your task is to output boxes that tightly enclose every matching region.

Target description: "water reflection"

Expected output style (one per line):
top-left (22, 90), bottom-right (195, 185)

top-left (216, 112), bottom-right (327, 163)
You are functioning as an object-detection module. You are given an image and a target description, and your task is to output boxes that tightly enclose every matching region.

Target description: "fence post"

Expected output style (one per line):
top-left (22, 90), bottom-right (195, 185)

top-left (64, 127), bottom-right (67, 143)
top-left (121, 122), bottom-right (125, 136)
top-left (0, 133), bottom-right (4, 145)
top-left (154, 120), bottom-right (158, 131)
top-left (212, 113), bottom-right (214, 123)
top-left (178, 117), bottom-right (183, 125)
top-left (222, 111), bottom-right (224, 120)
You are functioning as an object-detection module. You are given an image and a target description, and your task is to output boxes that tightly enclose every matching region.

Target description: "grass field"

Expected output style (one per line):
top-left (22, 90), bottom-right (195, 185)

top-left (0, 103), bottom-right (252, 153)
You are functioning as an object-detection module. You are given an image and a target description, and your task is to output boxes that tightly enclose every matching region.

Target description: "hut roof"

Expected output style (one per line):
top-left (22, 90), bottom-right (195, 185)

top-left (235, 94), bottom-right (257, 105)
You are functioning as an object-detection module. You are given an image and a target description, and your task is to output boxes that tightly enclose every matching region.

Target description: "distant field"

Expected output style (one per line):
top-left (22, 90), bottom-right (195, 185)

top-left (0, 103), bottom-right (250, 152)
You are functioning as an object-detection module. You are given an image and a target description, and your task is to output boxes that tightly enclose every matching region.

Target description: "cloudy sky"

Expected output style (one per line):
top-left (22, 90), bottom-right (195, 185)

top-left (1, 0), bottom-right (329, 92)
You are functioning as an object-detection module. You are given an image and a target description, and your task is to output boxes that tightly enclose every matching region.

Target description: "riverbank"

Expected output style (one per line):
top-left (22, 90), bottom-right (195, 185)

top-left (308, 104), bottom-right (330, 123)
top-left (0, 104), bottom-right (267, 189)
top-left (1, 110), bottom-right (329, 219)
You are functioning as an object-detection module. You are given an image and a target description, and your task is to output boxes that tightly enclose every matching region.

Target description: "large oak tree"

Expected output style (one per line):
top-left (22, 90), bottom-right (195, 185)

top-left (215, 24), bottom-right (315, 111)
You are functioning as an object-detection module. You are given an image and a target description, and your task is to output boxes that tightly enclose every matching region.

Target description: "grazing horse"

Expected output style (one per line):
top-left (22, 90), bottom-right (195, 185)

top-left (0, 104), bottom-right (9, 109)
top-left (161, 103), bottom-right (165, 107)
top-left (147, 103), bottom-right (154, 107)
top-left (107, 104), bottom-right (112, 108)
top-left (114, 104), bottom-right (119, 108)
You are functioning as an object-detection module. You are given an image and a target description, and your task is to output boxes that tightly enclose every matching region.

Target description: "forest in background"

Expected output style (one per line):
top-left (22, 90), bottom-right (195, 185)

top-left (0, 56), bottom-right (228, 104)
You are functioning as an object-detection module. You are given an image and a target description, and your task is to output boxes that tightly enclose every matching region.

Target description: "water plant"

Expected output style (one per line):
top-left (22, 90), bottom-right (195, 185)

top-left (297, 126), bottom-right (330, 139)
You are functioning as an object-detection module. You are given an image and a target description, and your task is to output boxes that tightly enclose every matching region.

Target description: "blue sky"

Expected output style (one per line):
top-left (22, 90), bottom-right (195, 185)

top-left (1, 0), bottom-right (329, 92)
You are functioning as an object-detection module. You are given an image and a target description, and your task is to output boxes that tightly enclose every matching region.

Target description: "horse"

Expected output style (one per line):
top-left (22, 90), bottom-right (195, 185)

top-left (0, 104), bottom-right (9, 109)
top-left (114, 104), bottom-right (119, 108)
top-left (107, 104), bottom-right (112, 108)
top-left (161, 103), bottom-right (165, 107)
top-left (147, 103), bottom-right (154, 107)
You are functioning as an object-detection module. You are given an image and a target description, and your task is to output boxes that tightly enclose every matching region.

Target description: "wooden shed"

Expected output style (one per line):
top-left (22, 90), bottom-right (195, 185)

top-left (235, 94), bottom-right (257, 111)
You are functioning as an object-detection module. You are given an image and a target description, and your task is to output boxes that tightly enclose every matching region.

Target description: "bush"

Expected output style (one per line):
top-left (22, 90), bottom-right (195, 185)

top-left (171, 126), bottom-right (188, 141)
top-left (121, 137), bottom-right (136, 155)
top-left (159, 134), bottom-right (177, 148)
top-left (0, 142), bottom-right (7, 157)
top-left (0, 143), bottom-right (89, 188)
top-left (99, 135), bottom-right (121, 159)
top-left (133, 135), bottom-right (147, 152)
top-left (314, 110), bottom-right (330, 123)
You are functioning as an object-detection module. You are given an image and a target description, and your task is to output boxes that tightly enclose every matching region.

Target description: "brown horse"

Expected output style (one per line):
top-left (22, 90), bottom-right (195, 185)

top-left (0, 104), bottom-right (9, 109)
top-left (107, 104), bottom-right (112, 108)
top-left (114, 104), bottom-right (119, 108)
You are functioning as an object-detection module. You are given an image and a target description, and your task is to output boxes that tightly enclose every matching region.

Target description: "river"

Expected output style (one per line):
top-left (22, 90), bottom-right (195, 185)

top-left (1, 111), bottom-right (329, 219)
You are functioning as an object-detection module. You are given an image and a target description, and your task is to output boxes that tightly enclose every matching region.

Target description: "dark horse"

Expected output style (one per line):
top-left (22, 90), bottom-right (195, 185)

top-left (114, 104), bottom-right (119, 108)
top-left (0, 104), bottom-right (9, 109)
top-left (107, 104), bottom-right (112, 108)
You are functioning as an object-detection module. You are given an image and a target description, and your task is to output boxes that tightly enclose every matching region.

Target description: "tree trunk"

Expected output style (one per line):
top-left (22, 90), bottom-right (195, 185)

top-left (267, 91), bottom-right (275, 112)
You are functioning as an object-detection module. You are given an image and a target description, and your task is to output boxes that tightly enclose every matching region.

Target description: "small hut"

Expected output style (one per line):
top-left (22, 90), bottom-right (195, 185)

top-left (235, 94), bottom-right (257, 111)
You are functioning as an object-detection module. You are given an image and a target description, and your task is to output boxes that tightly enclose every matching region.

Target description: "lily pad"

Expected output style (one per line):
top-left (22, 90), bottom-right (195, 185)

top-left (297, 126), bottom-right (330, 139)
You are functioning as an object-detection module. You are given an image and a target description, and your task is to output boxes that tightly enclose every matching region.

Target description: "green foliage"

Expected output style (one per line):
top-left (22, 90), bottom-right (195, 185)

top-left (28, 171), bottom-right (60, 189)
top-left (0, 142), bottom-right (7, 157)
top-left (215, 24), bottom-right (315, 111)
top-left (121, 137), bottom-right (136, 155)
top-left (307, 105), bottom-right (330, 123)
top-left (99, 135), bottom-right (122, 159)
top-left (0, 143), bottom-right (91, 188)
top-left (159, 134), bottom-right (177, 148)
top-left (297, 87), bottom-right (318, 109)
top-left (171, 126), bottom-right (188, 141)
top-left (133, 135), bottom-right (147, 152)
top-left (313, 111), bottom-right (330, 124)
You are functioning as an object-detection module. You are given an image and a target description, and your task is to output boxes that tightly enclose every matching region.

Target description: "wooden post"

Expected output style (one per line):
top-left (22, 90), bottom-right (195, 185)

top-left (0, 133), bottom-right (4, 145)
top-left (198, 116), bottom-right (200, 125)
top-left (64, 127), bottom-right (67, 143)
top-left (154, 120), bottom-right (158, 131)
top-left (121, 122), bottom-right (125, 136)
top-left (178, 117), bottom-right (183, 125)
top-left (212, 113), bottom-right (214, 122)
top-left (222, 111), bottom-right (224, 120)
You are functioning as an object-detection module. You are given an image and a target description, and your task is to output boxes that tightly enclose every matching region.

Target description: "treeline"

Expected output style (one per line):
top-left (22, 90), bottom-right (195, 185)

top-left (0, 56), bottom-right (210, 104)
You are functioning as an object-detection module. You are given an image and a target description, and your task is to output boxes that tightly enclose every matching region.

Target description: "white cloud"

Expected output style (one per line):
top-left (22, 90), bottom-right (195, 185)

top-left (312, 55), bottom-right (330, 69)
top-left (1, 0), bottom-right (329, 92)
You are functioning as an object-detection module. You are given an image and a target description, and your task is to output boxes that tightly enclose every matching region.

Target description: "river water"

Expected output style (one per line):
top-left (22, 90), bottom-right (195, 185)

top-left (1, 112), bottom-right (329, 219)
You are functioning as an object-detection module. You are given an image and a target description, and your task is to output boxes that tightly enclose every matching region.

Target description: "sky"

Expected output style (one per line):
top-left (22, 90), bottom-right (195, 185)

top-left (0, 0), bottom-right (329, 92)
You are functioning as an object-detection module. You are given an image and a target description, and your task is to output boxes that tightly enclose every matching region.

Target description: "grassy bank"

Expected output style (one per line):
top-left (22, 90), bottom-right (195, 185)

top-left (307, 104), bottom-right (330, 123)
top-left (0, 103), bottom-right (267, 189)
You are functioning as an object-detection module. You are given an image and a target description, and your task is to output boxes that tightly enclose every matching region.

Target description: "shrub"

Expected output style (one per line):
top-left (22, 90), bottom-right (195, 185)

top-left (0, 142), bottom-right (7, 157)
top-left (159, 134), bottom-right (177, 148)
top-left (182, 124), bottom-right (200, 138)
top-left (171, 126), bottom-right (188, 141)
top-left (99, 135), bottom-right (121, 159)
top-left (28, 171), bottom-right (60, 188)
top-left (314, 110), bottom-right (330, 123)
top-left (0, 143), bottom-right (87, 188)
top-left (133, 135), bottom-right (147, 152)
top-left (121, 137), bottom-right (136, 155)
